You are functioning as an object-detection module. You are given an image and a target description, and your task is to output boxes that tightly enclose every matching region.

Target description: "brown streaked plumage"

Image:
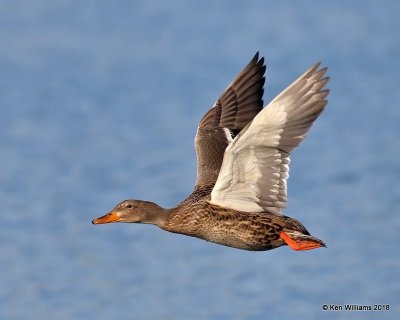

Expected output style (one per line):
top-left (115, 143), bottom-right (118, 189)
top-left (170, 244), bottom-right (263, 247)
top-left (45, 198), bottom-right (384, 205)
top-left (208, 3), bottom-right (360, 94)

top-left (92, 53), bottom-right (329, 252)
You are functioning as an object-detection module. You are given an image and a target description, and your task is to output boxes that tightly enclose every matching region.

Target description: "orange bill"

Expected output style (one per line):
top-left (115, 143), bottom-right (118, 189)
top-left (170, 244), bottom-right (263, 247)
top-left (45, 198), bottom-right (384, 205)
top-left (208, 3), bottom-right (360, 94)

top-left (92, 212), bottom-right (120, 224)
top-left (279, 231), bottom-right (326, 251)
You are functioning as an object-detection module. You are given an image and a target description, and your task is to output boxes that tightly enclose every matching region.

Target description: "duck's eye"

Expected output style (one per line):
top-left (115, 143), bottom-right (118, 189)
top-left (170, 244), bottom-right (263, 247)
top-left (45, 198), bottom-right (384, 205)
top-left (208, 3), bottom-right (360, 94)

top-left (126, 204), bottom-right (132, 209)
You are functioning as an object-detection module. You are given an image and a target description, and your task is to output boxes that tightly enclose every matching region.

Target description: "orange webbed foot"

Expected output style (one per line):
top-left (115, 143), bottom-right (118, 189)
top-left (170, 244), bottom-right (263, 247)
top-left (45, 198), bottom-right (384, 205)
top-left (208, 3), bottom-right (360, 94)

top-left (279, 231), bottom-right (326, 251)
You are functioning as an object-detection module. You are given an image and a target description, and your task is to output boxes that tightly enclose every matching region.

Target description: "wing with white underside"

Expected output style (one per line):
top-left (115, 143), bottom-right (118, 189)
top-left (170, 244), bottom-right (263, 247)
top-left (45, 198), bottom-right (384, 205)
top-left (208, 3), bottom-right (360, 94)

top-left (210, 63), bottom-right (329, 214)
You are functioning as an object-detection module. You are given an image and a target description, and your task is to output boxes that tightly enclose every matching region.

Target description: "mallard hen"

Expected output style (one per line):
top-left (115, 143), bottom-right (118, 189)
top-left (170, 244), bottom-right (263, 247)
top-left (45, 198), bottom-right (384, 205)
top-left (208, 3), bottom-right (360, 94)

top-left (93, 53), bottom-right (329, 251)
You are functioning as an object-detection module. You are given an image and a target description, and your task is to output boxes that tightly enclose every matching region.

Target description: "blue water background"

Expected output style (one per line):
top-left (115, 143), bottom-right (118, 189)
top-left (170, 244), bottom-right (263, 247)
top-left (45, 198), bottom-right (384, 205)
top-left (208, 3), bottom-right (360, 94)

top-left (1, 1), bottom-right (399, 319)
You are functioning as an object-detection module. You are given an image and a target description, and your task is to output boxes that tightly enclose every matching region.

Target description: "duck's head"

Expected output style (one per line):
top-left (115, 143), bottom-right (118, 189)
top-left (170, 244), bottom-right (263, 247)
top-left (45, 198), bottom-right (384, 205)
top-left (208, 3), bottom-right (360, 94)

top-left (92, 200), bottom-right (167, 225)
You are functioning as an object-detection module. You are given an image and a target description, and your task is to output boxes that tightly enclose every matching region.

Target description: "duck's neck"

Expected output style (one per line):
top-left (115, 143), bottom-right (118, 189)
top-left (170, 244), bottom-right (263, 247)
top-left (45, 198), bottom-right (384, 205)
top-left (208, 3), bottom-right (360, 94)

top-left (141, 202), bottom-right (172, 228)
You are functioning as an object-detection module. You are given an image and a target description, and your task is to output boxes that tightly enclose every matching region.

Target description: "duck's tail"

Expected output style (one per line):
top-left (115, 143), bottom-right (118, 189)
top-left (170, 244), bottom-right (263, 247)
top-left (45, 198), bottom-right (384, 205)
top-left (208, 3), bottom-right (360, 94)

top-left (279, 230), bottom-right (326, 251)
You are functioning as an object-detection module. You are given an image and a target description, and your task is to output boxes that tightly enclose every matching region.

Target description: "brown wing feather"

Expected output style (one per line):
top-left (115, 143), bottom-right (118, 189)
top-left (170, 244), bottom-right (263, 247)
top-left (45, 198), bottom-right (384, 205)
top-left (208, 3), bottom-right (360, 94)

top-left (194, 53), bottom-right (266, 188)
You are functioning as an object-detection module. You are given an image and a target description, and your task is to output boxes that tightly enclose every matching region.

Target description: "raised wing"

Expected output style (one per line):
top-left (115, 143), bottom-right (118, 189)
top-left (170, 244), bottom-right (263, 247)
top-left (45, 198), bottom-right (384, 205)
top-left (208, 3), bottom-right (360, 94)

top-left (194, 52), bottom-right (266, 188)
top-left (210, 63), bottom-right (329, 214)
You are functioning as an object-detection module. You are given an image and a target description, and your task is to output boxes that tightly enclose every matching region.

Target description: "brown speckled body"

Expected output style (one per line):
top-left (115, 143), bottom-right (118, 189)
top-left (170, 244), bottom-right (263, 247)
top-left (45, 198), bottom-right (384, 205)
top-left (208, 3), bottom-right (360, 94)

top-left (163, 187), bottom-right (309, 251)
top-left (93, 183), bottom-right (322, 251)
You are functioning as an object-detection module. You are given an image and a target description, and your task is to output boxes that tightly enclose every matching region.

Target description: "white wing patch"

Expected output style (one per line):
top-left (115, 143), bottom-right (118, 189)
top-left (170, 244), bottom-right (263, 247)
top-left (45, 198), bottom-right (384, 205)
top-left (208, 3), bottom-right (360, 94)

top-left (211, 104), bottom-right (288, 213)
top-left (222, 127), bottom-right (234, 144)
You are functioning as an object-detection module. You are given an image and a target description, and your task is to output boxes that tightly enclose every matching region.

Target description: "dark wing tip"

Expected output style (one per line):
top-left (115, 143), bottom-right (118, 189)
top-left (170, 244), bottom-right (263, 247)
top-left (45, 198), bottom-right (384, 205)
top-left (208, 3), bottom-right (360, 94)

top-left (253, 51), bottom-right (260, 62)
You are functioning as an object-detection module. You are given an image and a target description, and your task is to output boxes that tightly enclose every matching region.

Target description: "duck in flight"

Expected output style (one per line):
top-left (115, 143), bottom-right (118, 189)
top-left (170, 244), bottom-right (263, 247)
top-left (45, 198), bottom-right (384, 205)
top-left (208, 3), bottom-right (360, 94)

top-left (92, 53), bottom-right (329, 251)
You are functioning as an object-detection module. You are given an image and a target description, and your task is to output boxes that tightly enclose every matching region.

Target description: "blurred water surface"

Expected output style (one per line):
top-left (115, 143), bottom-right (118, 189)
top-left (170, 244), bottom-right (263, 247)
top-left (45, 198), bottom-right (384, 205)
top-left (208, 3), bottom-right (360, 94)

top-left (1, 1), bottom-right (399, 319)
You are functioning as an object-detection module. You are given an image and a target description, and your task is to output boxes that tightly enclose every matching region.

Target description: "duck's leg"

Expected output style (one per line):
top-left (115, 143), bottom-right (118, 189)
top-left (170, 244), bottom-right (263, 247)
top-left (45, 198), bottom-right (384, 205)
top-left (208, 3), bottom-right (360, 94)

top-left (279, 231), bottom-right (326, 251)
